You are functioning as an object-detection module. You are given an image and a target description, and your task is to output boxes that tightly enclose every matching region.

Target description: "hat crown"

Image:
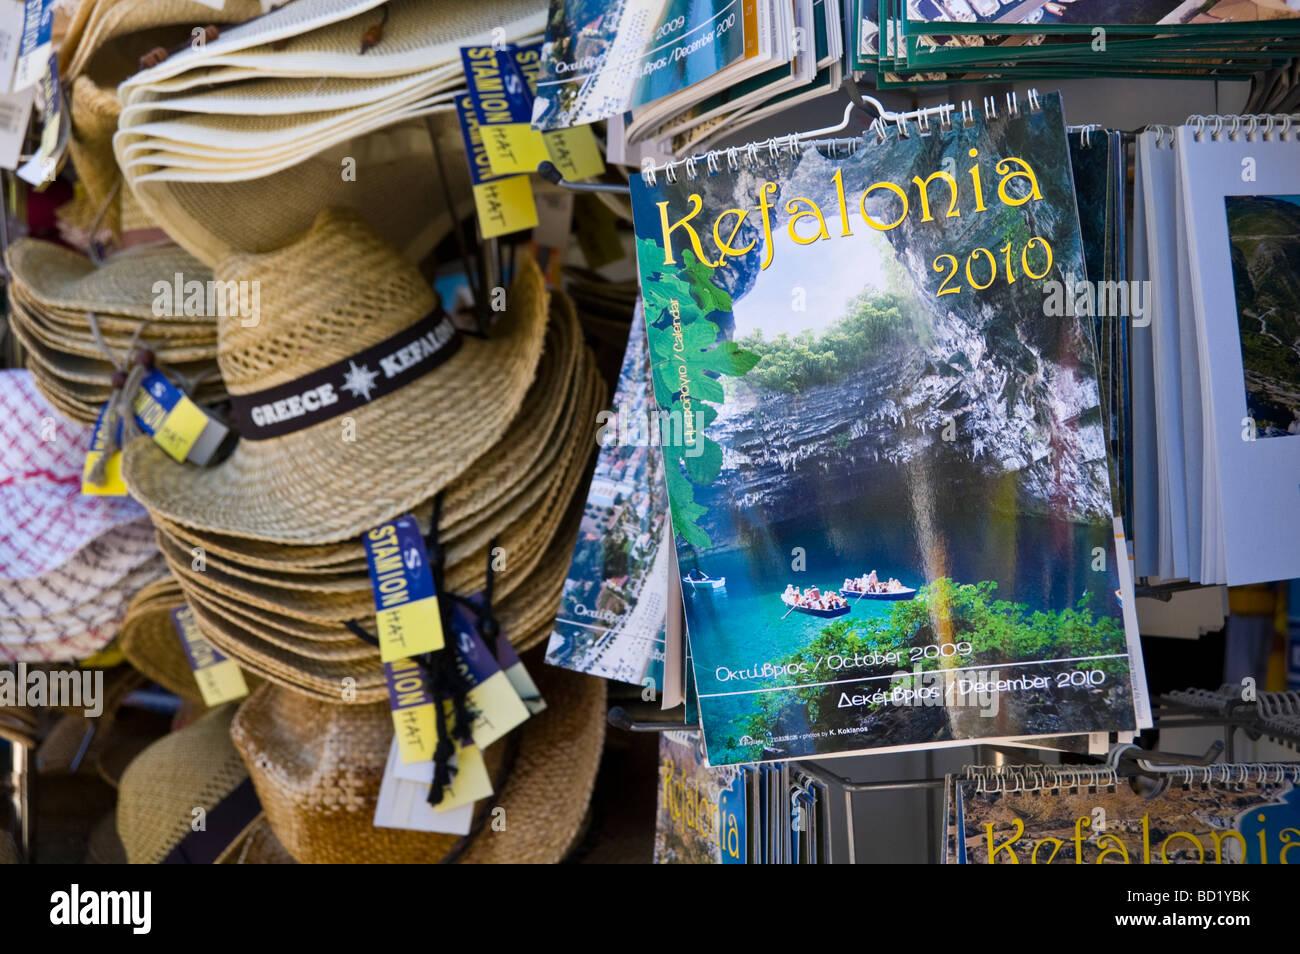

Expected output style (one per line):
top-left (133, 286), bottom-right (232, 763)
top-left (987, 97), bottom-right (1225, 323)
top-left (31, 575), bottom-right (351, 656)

top-left (214, 209), bottom-right (436, 395)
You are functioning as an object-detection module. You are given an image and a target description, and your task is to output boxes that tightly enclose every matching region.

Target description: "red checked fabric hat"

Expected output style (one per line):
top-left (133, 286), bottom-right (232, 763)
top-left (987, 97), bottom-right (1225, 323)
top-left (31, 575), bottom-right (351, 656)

top-left (0, 370), bottom-right (148, 580)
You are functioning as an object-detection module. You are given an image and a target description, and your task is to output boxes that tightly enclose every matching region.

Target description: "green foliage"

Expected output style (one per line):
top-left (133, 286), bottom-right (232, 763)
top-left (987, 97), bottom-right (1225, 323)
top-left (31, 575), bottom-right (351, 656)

top-left (738, 289), bottom-right (915, 393)
top-left (635, 237), bottom-right (759, 548)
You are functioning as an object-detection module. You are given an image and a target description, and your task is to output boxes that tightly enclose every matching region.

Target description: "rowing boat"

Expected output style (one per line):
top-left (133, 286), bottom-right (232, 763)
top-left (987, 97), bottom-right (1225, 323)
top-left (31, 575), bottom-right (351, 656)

top-left (781, 595), bottom-right (850, 618)
top-left (839, 586), bottom-right (917, 602)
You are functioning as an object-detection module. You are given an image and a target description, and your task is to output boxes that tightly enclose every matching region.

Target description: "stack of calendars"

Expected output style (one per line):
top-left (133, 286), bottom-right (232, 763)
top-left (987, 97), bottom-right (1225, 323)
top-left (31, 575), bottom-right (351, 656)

top-left (534, 0), bottom-right (845, 154)
top-left (1130, 112), bottom-right (1300, 587)
top-left (853, 3), bottom-right (1300, 88)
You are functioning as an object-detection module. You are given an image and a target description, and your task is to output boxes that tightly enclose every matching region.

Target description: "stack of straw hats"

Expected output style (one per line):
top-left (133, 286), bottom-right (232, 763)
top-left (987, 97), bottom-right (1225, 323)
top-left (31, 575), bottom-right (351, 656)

top-left (5, 239), bottom-right (226, 426)
top-left (229, 662), bottom-right (605, 863)
top-left (0, 370), bottom-right (166, 662)
top-left (57, 0), bottom-right (264, 250)
top-left (118, 208), bottom-right (603, 705)
top-left (114, 0), bottom-right (545, 265)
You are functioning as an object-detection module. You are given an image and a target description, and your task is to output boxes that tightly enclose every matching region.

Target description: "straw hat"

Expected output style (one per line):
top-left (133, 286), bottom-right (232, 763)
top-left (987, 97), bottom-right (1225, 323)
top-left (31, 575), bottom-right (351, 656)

top-left (5, 240), bottom-right (226, 426)
top-left (60, 0), bottom-right (264, 82)
top-left (122, 208), bottom-right (550, 544)
top-left (113, 0), bottom-right (545, 265)
top-left (58, 0), bottom-right (262, 246)
top-left (127, 289), bottom-right (589, 576)
top-left (35, 666), bottom-right (148, 775)
top-left (230, 660), bottom-right (605, 863)
top-left (0, 371), bottom-right (147, 580)
top-left (215, 814), bottom-right (297, 864)
top-left (116, 702), bottom-right (257, 864)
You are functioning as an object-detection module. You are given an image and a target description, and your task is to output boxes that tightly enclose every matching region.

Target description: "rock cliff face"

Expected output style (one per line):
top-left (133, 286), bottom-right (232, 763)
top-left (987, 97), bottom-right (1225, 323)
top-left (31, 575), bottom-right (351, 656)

top-left (708, 308), bottom-right (1110, 528)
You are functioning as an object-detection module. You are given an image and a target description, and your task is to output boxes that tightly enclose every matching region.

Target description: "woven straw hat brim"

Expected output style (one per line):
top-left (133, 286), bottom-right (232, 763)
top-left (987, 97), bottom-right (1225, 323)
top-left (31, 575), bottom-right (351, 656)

top-left (120, 71), bottom-right (450, 124)
top-left (120, 583), bottom-right (205, 703)
top-left (0, 518), bottom-right (157, 618)
top-left (122, 253), bottom-right (549, 544)
top-left (20, 368), bottom-right (104, 427)
top-left (8, 296), bottom-right (218, 367)
top-left (0, 555), bottom-right (169, 644)
top-left (37, 666), bottom-right (147, 777)
top-left (140, 342), bottom-right (581, 585)
top-left (215, 814), bottom-right (297, 864)
top-left (230, 659), bottom-right (605, 864)
top-left (126, 115), bottom-right (472, 267)
top-left (150, 373), bottom-right (594, 628)
top-left (155, 579), bottom-right (366, 644)
top-left (188, 595), bottom-right (386, 703)
top-left (118, 81), bottom-right (460, 160)
top-left (119, 0), bottom-right (541, 93)
top-left (116, 701), bottom-right (248, 864)
top-left (6, 238), bottom-right (215, 318)
top-left (181, 586), bottom-right (377, 662)
top-left (457, 668), bottom-right (606, 864)
top-left (167, 469), bottom-right (588, 703)
top-left (85, 813), bottom-right (129, 864)
top-left (22, 302), bottom-right (216, 345)
top-left (10, 304), bottom-right (223, 392)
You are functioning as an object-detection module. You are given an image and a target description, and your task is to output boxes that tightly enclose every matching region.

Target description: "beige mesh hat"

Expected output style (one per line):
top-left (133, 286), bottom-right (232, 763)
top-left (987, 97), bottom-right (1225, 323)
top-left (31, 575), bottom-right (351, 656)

top-left (113, 0), bottom-right (545, 266)
top-left (59, 0), bottom-right (263, 247)
top-left (116, 702), bottom-right (260, 864)
top-left (230, 660), bottom-right (605, 863)
top-left (121, 208), bottom-right (550, 544)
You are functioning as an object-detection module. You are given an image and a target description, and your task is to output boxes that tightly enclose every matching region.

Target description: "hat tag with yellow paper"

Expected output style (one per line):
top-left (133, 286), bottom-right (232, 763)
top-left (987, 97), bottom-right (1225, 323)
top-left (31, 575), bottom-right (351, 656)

top-left (363, 515), bottom-right (445, 662)
top-left (459, 42), bottom-right (604, 182)
top-left (131, 368), bottom-right (231, 466)
top-left (382, 601), bottom-right (530, 765)
top-left (453, 93), bottom-right (537, 240)
top-left (171, 605), bottom-right (249, 706)
top-left (82, 402), bottom-right (127, 496)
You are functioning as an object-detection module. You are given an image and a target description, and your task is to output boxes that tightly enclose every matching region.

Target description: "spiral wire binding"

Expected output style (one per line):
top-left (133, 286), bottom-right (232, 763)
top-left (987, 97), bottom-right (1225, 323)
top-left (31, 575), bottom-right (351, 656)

top-left (641, 88), bottom-right (1042, 187)
top-left (1181, 112), bottom-right (1298, 143)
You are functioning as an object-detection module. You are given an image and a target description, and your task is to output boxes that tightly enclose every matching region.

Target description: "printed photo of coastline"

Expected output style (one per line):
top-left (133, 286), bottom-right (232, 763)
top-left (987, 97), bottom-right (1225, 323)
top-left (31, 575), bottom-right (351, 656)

top-left (1225, 194), bottom-right (1300, 439)
top-left (546, 307), bottom-right (670, 688)
top-left (631, 92), bottom-right (1139, 765)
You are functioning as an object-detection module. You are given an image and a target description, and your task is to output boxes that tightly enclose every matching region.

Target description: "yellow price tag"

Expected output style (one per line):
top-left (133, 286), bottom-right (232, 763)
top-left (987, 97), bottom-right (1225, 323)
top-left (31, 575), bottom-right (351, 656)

top-left (544, 126), bottom-right (605, 181)
top-left (376, 595), bottom-right (445, 663)
top-left (472, 176), bottom-right (538, 239)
